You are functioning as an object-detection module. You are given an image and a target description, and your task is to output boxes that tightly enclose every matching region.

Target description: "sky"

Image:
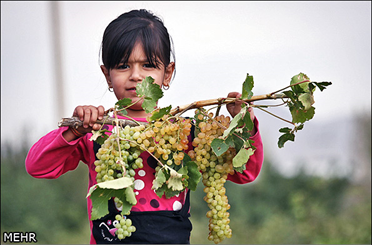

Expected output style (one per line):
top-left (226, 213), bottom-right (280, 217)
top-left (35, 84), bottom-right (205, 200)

top-left (1, 1), bottom-right (371, 164)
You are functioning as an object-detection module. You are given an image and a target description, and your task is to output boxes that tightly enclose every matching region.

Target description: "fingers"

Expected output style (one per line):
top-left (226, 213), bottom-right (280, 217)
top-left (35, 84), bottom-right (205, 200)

top-left (72, 105), bottom-right (105, 131)
top-left (227, 91), bottom-right (240, 98)
top-left (226, 92), bottom-right (242, 118)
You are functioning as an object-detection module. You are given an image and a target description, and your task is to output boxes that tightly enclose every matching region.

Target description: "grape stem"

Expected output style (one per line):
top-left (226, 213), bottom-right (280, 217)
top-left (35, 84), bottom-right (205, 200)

top-left (169, 93), bottom-right (288, 116)
top-left (113, 109), bottom-right (126, 176)
top-left (269, 80), bottom-right (310, 96)
top-left (256, 107), bottom-right (295, 126)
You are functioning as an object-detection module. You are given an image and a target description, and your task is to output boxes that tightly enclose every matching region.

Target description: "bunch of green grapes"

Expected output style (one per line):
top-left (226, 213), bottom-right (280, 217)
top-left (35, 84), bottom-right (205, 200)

top-left (188, 110), bottom-right (237, 244)
top-left (94, 124), bottom-right (145, 183)
top-left (114, 214), bottom-right (136, 240)
top-left (137, 115), bottom-right (192, 168)
top-left (94, 124), bottom-right (148, 240)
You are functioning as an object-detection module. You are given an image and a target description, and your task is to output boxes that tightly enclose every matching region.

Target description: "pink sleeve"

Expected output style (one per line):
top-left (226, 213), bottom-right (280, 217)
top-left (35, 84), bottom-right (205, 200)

top-left (25, 127), bottom-right (94, 179)
top-left (226, 118), bottom-right (264, 184)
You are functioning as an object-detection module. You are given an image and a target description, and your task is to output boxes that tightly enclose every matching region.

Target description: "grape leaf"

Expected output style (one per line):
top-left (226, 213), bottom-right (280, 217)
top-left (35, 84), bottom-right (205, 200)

top-left (87, 177), bottom-right (133, 197)
top-left (290, 72), bottom-right (312, 93)
top-left (241, 73), bottom-right (254, 100)
top-left (90, 129), bottom-right (110, 145)
top-left (183, 154), bottom-right (201, 191)
top-left (155, 184), bottom-right (180, 199)
top-left (298, 93), bottom-right (315, 110)
top-left (154, 185), bottom-right (166, 198)
top-left (279, 127), bottom-right (292, 133)
top-left (152, 168), bottom-right (166, 190)
top-left (87, 177), bottom-right (134, 220)
top-left (149, 105), bottom-right (172, 121)
top-left (312, 81), bottom-right (332, 91)
top-left (278, 132), bottom-right (295, 148)
top-left (290, 106), bottom-right (315, 123)
top-left (124, 186), bottom-right (137, 205)
top-left (116, 98), bottom-right (132, 108)
top-left (89, 188), bottom-right (127, 220)
top-left (90, 130), bottom-right (103, 142)
top-left (242, 107), bottom-right (254, 132)
top-left (222, 108), bottom-right (244, 139)
top-left (167, 177), bottom-right (184, 191)
top-left (120, 196), bottom-right (134, 215)
top-left (167, 166), bottom-right (187, 192)
top-left (233, 147), bottom-right (255, 169)
top-left (211, 138), bottom-right (229, 156)
top-left (136, 76), bottom-right (164, 113)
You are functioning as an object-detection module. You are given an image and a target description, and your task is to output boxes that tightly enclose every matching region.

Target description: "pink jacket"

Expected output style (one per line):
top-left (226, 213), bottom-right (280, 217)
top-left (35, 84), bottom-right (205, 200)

top-left (25, 116), bottom-right (264, 243)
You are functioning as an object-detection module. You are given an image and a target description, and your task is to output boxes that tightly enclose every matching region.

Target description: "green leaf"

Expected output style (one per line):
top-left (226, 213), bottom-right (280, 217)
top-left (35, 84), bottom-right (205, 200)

top-left (279, 127), bottom-right (292, 133)
top-left (115, 98), bottom-right (132, 116)
top-left (312, 81), bottom-right (332, 92)
top-left (90, 189), bottom-right (110, 220)
top-left (177, 166), bottom-right (188, 176)
top-left (87, 177), bottom-right (133, 197)
top-left (231, 133), bottom-right (244, 151)
top-left (149, 105), bottom-right (172, 121)
top-left (154, 185), bottom-right (166, 198)
top-left (211, 138), bottom-right (229, 157)
top-left (167, 170), bottom-right (184, 191)
top-left (183, 154), bottom-right (201, 191)
top-left (224, 134), bottom-right (235, 148)
top-left (290, 72), bottom-right (312, 93)
top-left (290, 106), bottom-right (315, 123)
top-left (222, 108), bottom-right (244, 139)
top-left (124, 186), bottom-right (137, 205)
top-left (86, 177), bottom-right (134, 220)
top-left (242, 107), bottom-right (254, 132)
top-left (120, 196), bottom-right (133, 215)
top-left (278, 132), bottom-right (295, 148)
top-left (233, 147), bottom-right (255, 168)
top-left (282, 90), bottom-right (295, 101)
top-left (115, 98), bottom-right (132, 108)
top-left (164, 188), bottom-right (180, 199)
top-left (298, 93), bottom-right (315, 110)
top-left (241, 74), bottom-right (254, 100)
top-left (136, 76), bottom-right (164, 113)
top-left (89, 129), bottom-right (110, 145)
top-left (152, 169), bottom-right (166, 190)
top-left (89, 188), bottom-right (127, 220)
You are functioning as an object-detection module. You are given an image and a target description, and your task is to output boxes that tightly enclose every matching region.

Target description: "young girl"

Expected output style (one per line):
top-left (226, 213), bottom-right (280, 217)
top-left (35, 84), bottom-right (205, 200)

top-left (25, 9), bottom-right (264, 244)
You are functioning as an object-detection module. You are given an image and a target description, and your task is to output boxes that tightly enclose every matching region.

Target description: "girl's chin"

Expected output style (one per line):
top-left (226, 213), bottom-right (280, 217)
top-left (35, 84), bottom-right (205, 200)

top-left (127, 103), bottom-right (144, 111)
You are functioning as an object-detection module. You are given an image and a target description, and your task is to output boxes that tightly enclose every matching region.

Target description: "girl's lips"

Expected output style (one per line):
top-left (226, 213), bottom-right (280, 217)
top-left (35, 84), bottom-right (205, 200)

top-left (126, 88), bottom-right (137, 94)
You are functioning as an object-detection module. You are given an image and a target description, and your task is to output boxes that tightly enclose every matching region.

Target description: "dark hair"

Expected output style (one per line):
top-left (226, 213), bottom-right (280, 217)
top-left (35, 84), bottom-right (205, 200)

top-left (101, 9), bottom-right (175, 76)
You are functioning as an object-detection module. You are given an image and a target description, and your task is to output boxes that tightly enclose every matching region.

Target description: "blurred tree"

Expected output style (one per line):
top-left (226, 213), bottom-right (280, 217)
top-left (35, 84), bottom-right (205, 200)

top-left (1, 141), bottom-right (90, 244)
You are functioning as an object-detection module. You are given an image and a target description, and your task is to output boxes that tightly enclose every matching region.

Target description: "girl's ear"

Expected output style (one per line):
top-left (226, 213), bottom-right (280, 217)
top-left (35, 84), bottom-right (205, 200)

top-left (100, 65), bottom-right (112, 88)
top-left (163, 62), bottom-right (175, 87)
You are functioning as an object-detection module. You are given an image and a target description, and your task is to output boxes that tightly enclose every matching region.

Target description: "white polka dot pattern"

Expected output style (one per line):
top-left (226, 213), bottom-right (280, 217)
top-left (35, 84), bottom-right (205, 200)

top-left (173, 201), bottom-right (182, 211)
top-left (134, 179), bottom-right (145, 190)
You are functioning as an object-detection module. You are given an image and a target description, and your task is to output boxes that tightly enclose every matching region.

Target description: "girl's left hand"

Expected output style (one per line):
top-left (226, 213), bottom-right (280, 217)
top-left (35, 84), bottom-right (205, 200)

top-left (226, 92), bottom-right (256, 135)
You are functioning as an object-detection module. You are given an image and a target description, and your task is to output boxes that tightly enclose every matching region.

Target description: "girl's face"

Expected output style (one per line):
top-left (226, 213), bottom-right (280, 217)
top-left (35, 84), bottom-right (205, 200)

top-left (101, 42), bottom-right (175, 118)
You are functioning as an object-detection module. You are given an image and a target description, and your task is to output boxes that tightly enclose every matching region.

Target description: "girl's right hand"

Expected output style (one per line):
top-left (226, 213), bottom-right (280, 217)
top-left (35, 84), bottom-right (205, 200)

top-left (63, 105), bottom-right (105, 142)
top-left (73, 105), bottom-right (105, 132)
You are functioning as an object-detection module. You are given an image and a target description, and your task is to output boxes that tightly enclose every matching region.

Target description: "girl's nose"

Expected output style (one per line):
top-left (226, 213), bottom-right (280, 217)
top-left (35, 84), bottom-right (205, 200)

top-left (129, 66), bottom-right (143, 82)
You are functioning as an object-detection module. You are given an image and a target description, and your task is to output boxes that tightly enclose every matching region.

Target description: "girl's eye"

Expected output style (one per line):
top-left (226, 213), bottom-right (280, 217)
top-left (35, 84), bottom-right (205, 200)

top-left (117, 64), bottom-right (129, 69)
top-left (144, 63), bottom-right (156, 68)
